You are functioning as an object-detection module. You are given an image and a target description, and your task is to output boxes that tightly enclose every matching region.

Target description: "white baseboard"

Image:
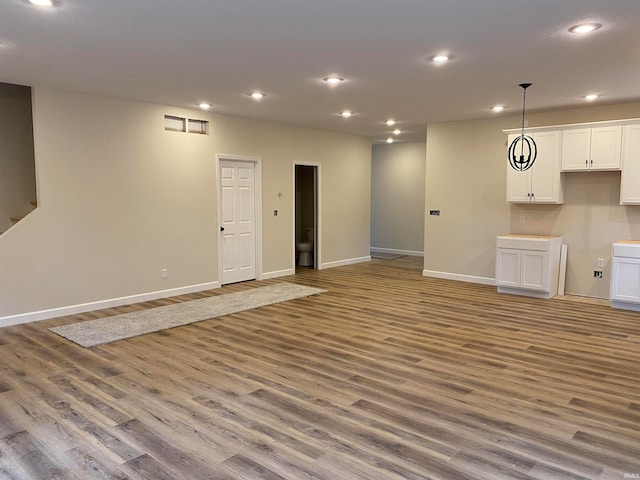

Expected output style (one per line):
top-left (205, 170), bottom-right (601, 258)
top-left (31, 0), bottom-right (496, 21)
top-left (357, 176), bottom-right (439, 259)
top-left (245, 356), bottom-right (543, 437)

top-left (320, 256), bottom-right (371, 270)
top-left (371, 247), bottom-right (424, 257)
top-left (422, 269), bottom-right (495, 286)
top-left (497, 286), bottom-right (552, 299)
top-left (0, 281), bottom-right (220, 328)
top-left (261, 268), bottom-right (295, 280)
top-left (611, 300), bottom-right (640, 312)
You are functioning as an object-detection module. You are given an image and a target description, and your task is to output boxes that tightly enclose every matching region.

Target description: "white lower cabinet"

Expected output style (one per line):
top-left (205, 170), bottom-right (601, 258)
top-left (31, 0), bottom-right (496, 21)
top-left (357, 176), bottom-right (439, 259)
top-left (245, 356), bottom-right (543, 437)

top-left (496, 235), bottom-right (562, 299)
top-left (611, 241), bottom-right (640, 311)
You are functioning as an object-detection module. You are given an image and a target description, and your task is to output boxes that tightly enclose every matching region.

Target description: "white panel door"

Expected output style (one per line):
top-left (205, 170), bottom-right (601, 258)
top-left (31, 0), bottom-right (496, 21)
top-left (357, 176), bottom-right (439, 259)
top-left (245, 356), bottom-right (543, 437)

top-left (220, 160), bottom-right (256, 285)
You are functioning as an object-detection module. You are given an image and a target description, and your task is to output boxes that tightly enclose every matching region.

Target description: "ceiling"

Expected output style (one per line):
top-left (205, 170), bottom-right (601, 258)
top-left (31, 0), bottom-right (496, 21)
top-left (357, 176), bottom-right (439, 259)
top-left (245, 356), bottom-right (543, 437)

top-left (1, 0), bottom-right (639, 143)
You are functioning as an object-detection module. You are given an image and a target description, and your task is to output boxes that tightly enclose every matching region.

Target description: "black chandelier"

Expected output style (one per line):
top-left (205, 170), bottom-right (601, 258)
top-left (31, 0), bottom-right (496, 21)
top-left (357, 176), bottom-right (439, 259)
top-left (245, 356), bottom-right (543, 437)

top-left (507, 83), bottom-right (537, 172)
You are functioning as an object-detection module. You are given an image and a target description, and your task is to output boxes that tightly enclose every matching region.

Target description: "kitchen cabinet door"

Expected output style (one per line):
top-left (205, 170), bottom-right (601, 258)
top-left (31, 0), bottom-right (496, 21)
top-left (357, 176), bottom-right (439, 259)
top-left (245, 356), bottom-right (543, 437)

top-left (561, 126), bottom-right (621, 171)
top-left (620, 124), bottom-right (640, 204)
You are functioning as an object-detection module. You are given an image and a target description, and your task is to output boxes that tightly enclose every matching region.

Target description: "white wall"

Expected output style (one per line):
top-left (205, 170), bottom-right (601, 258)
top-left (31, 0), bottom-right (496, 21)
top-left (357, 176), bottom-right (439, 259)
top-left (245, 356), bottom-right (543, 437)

top-left (0, 88), bottom-right (371, 323)
top-left (424, 101), bottom-right (640, 297)
top-left (0, 84), bottom-right (36, 232)
top-left (371, 142), bottom-right (425, 255)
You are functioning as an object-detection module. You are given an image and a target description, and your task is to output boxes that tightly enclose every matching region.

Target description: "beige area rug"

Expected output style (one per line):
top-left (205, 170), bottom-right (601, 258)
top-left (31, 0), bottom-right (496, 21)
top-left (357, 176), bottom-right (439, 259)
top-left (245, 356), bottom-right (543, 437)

top-left (50, 283), bottom-right (327, 348)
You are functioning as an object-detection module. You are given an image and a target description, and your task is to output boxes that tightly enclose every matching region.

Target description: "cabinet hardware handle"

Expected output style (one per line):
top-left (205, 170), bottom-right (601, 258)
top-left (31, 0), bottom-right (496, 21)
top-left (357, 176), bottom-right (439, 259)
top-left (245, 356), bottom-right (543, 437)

top-left (585, 159), bottom-right (588, 166)
top-left (590, 159), bottom-right (593, 166)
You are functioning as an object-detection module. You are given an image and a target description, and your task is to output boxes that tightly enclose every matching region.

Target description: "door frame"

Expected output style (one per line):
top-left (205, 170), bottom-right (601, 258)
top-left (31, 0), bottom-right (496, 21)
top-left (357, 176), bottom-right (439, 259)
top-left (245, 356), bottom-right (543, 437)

top-left (216, 154), bottom-right (263, 283)
top-left (293, 161), bottom-right (321, 269)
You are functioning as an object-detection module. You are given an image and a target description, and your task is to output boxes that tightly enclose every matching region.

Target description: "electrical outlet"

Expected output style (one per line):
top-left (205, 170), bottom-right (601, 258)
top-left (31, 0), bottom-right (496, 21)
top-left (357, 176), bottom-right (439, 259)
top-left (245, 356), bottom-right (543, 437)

top-left (162, 268), bottom-right (168, 279)
top-left (519, 216), bottom-right (525, 224)
top-left (273, 210), bottom-right (278, 216)
top-left (594, 270), bottom-right (603, 279)
top-left (429, 210), bottom-right (440, 216)
top-left (597, 258), bottom-right (605, 268)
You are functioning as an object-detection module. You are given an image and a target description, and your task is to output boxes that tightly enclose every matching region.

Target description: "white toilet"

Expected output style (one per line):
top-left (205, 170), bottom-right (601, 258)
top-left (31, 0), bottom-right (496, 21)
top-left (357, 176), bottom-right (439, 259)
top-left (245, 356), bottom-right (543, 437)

top-left (296, 226), bottom-right (314, 266)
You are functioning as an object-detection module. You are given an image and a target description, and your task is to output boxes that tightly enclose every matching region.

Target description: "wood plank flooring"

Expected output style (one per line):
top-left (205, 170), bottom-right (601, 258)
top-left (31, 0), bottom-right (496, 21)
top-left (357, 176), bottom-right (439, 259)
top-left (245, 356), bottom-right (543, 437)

top-left (1, 256), bottom-right (640, 479)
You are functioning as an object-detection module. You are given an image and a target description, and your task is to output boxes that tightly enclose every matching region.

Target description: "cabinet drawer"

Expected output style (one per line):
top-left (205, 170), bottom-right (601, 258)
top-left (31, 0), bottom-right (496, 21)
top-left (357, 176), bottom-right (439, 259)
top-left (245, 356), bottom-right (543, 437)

top-left (612, 242), bottom-right (640, 259)
top-left (497, 235), bottom-right (555, 251)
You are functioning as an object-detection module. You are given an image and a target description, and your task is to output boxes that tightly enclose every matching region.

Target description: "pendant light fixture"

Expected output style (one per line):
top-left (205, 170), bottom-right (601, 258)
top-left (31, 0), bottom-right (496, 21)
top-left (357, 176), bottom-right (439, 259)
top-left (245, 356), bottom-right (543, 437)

top-left (507, 83), bottom-right (537, 172)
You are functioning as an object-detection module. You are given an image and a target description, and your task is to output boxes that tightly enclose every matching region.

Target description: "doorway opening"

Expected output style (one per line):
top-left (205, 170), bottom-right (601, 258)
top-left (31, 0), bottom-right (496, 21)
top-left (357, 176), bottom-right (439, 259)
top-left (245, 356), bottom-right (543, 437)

top-left (294, 164), bottom-right (318, 269)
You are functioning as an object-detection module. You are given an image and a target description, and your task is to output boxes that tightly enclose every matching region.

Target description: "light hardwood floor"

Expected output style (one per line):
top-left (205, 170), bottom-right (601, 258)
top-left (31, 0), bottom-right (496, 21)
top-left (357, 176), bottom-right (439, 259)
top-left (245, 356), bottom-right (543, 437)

top-left (1, 256), bottom-right (639, 479)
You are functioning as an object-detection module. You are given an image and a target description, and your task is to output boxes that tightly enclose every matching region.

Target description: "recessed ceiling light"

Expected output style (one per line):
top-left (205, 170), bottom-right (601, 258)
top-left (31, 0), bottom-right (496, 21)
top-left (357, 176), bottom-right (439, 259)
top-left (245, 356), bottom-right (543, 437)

top-left (28, 0), bottom-right (54, 6)
top-left (491, 105), bottom-right (505, 113)
top-left (385, 119), bottom-right (396, 126)
top-left (199, 103), bottom-right (211, 110)
top-left (340, 110), bottom-right (353, 118)
top-left (432, 55), bottom-right (450, 63)
top-left (386, 138), bottom-right (394, 144)
top-left (323, 76), bottom-right (344, 85)
top-left (568, 23), bottom-right (602, 34)
top-left (393, 129), bottom-right (401, 135)
top-left (584, 94), bottom-right (599, 101)
top-left (249, 92), bottom-right (265, 100)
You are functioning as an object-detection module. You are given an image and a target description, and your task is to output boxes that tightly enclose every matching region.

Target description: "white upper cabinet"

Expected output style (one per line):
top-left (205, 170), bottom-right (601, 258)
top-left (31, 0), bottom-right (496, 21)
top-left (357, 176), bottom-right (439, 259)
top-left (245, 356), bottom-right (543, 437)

top-left (561, 126), bottom-right (622, 171)
top-left (620, 124), bottom-right (640, 204)
top-left (506, 131), bottom-right (562, 203)
top-left (505, 118), bottom-right (640, 205)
